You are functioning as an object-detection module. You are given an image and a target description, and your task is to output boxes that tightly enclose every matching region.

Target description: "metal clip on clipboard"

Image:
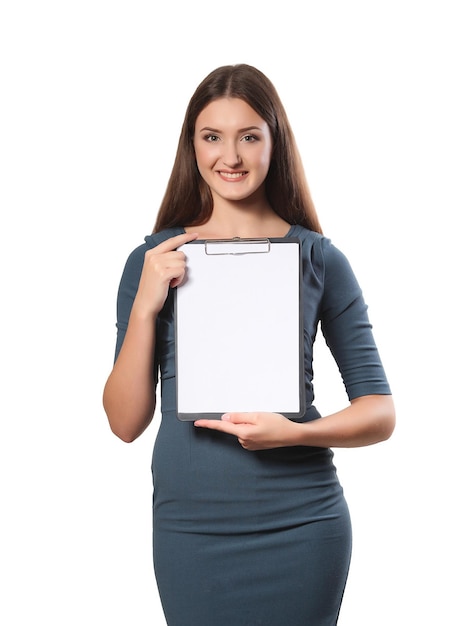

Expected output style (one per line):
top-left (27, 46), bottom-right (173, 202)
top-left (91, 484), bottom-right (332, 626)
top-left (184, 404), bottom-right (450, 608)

top-left (204, 237), bottom-right (271, 256)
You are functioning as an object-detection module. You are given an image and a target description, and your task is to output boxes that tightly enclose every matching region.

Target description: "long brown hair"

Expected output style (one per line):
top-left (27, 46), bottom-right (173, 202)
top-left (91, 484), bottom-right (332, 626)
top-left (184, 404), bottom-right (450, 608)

top-left (153, 64), bottom-right (322, 234)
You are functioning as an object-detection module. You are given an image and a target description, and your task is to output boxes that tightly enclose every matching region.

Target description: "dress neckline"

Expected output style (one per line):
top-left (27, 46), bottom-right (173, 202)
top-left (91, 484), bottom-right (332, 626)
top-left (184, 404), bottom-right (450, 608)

top-left (181, 224), bottom-right (300, 239)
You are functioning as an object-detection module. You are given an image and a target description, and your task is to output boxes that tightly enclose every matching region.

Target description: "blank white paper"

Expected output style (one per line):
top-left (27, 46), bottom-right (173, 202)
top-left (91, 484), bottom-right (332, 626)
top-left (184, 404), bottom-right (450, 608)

top-left (175, 238), bottom-right (304, 419)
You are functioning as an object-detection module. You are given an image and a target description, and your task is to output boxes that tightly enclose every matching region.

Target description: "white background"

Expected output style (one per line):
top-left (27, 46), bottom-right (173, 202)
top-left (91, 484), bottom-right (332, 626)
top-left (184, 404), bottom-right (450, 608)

top-left (1, 1), bottom-right (465, 624)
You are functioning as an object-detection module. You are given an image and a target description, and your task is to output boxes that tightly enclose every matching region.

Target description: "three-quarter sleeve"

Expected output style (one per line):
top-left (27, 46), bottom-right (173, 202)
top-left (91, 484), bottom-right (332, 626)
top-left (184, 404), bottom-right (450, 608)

top-left (114, 243), bottom-right (147, 361)
top-left (318, 238), bottom-right (391, 400)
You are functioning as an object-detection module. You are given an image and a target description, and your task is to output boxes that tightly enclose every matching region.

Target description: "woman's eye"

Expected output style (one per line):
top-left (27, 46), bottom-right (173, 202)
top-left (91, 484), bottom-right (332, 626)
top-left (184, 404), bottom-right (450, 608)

top-left (204, 134), bottom-right (220, 142)
top-left (242, 134), bottom-right (258, 142)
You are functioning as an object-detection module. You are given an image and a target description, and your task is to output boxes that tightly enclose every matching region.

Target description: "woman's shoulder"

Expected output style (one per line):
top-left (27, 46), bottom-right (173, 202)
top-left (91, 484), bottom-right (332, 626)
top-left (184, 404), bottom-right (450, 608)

top-left (288, 224), bottom-right (327, 245)
top-left (120, 227), bottom-right (185, 279)
top-left (144, 226), bottom-right (185, 249)
top-left (290, 225), bottom-right (357, 280)
top-left (288, 224), bottom-right (330, 257)
top-left (126, 226), bottom-right (185, 259)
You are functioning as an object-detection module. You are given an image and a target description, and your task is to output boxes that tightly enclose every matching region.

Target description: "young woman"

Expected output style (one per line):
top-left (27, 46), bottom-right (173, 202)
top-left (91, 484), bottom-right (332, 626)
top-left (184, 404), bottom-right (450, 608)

top-left (103, 64), bottom-right (395, 625)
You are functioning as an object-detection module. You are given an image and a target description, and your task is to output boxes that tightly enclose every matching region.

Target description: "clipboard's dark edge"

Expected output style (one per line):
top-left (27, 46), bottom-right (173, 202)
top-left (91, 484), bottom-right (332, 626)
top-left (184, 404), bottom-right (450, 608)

top-left (177, 412), bottom-right (222, 422)
top-left (175, 236), bottom-right (307, 422)
top-left (296, 237), bottom-right (306, 419)
top-left (179, 236), bottom-right (299, 244)
top-left (177, 410), bottom-right (306, 422)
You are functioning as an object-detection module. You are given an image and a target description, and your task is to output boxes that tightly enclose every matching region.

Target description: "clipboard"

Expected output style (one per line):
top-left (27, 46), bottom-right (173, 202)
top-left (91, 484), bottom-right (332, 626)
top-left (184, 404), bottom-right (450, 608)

top-left (175, 237), bottom-right (305, 420)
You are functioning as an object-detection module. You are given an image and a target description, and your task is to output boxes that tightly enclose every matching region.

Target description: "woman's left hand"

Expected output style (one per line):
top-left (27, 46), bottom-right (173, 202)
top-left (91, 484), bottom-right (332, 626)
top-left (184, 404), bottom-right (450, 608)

top-left (194, 412), bottom-right (299, 451)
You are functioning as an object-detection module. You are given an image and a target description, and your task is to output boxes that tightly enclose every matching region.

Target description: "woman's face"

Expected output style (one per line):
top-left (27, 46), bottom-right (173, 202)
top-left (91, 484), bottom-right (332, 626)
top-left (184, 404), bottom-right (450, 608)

top-left (193, 98), bottom-right (273, 206)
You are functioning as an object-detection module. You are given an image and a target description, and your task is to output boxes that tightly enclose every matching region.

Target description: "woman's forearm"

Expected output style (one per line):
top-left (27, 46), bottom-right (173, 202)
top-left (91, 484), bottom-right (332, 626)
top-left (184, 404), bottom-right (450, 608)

top-left (103, 309), bottom-right (157, 443)
top-left (295, 395), bottom-right (396, 448)
top-left (103, 232), bottom-right (199, 443)
top-left (194, 395), bottom-right (396, 451)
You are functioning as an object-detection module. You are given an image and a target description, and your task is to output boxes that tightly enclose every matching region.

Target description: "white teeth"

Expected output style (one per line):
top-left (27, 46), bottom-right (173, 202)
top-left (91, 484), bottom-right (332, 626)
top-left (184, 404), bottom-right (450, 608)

top-left (221, 172), bottom-right (245, 179)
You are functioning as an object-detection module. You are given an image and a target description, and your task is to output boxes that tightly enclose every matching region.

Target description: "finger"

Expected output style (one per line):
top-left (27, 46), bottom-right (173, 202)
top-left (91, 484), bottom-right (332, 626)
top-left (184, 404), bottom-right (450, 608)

top-left (144, 254), bottom-right (186, 285)
top-left (155, 232), bottom-right (199, 254)
top-left (194, 418), bottom-right (240, 436)
top-left (221, 412), bottom-right (256, 425)
top-left (170, 272), bottom-right (186, 288)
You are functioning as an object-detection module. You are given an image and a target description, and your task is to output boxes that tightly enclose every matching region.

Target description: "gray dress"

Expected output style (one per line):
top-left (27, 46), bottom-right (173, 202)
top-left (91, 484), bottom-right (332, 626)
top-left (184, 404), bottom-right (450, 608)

top-left (113, 224), bottom-right (391, 625)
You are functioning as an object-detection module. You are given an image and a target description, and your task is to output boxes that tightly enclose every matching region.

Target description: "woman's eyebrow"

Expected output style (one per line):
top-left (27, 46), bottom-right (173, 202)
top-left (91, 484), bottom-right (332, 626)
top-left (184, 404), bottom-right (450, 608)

top-left (198, 125), bottom-right (263, 133)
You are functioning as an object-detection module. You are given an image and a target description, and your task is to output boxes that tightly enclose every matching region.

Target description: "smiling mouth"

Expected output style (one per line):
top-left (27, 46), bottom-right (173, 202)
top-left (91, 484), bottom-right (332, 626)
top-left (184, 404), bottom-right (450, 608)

top-left (218, 171), bottom-right (247, 179)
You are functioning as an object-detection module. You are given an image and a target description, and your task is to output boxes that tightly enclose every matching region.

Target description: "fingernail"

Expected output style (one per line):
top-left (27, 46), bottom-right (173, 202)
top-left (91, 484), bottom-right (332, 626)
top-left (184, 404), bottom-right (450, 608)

top-left (221, 414), bottom-right (231, 421)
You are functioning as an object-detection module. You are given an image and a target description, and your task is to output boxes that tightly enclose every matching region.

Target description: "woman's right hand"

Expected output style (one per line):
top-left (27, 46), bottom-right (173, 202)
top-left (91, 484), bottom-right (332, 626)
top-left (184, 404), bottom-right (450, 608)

top-left (133, 232), bottom-right (199, 318)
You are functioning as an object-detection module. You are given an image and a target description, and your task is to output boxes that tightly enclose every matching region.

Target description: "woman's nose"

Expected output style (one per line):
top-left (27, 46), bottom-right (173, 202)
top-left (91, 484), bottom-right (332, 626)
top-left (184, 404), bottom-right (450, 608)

top-left (222, 141), bottom-right (241, 167)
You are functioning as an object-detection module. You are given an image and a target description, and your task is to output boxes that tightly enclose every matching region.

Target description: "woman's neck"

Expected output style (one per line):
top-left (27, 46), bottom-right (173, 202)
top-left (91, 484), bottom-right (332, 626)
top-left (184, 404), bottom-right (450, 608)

top-left (186, 199), bottom-right (290, 239)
